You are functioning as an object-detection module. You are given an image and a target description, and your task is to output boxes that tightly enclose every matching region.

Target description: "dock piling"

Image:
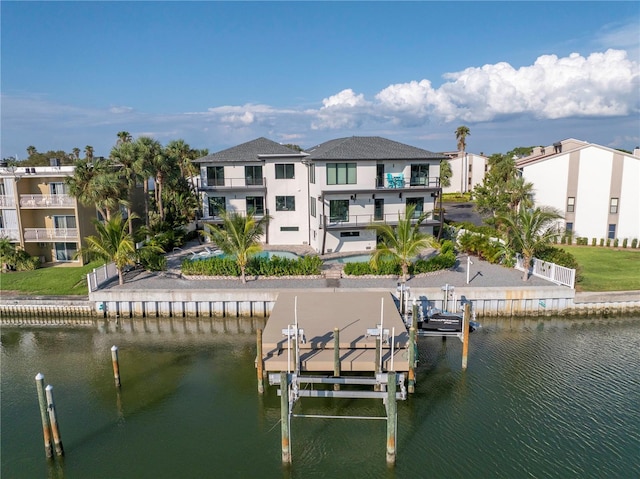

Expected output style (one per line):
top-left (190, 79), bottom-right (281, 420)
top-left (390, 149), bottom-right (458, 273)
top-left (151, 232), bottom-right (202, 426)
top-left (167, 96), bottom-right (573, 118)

top-left (333, 327), bottom-right (340, 391)
top-left (111, 345), bottom-right (121, 388)
top-left (408, 327), bottom-right (416, 393)
top-left (257, 329), bottom-right (264, 394)
top-left (280, 372), bottom-right (291, 464)
top-left (386, 371), bottom-right (397, 465)
top-left (45, 385), bottom-right (64, 457)
top-left (462, 303), bottom-right (470, 370)
top-left (35, 373), bottom-right (53, 459)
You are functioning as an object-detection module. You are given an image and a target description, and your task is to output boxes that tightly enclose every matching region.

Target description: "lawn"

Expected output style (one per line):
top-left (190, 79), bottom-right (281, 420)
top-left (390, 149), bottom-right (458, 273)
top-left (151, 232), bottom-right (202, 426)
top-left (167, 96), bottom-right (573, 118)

top-left (562, 246), bottom-right (640, 292)
top-left (0, 261), bottom-right (103, 296)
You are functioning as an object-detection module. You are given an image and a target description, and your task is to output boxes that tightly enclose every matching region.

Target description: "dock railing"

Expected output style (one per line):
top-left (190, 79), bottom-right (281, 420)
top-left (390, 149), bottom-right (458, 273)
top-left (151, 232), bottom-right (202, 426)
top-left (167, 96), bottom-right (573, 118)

top-left (515, 254), bottom-right (575, 289)
top-left (86, 262), bottom-right (118, 293)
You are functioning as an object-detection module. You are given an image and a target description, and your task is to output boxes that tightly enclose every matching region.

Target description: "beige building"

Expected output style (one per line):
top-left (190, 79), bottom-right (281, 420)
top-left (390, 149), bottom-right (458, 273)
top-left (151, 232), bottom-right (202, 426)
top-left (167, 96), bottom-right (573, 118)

top-left (0, 162), bottom-right (97, 265)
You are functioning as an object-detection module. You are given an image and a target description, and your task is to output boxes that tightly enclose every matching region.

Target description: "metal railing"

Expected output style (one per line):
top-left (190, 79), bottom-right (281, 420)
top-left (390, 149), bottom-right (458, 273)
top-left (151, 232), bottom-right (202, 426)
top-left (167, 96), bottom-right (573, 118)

top-left (515, 254), bottom-right (576, 288)
top-left (23, 228), bottom-right (79, 241)
top-left (0, 195), bottom-right (15, 208)
top-left (0, 228), bottom-right (20, 241)
top-left (87, 262), bottom-right (119, 292)
top-left (200, 177), bottom-right (266, 188)
top-left (19, 194), bottom-right (76, 208)
top-left (376, 176), bottom-right (440, 189)
top-left (323, 212), bottom-right (437, 229)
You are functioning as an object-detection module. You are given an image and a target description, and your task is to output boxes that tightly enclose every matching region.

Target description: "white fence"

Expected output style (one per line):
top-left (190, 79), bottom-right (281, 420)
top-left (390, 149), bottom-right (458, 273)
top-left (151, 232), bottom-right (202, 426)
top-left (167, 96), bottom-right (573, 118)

top-left (86, 262), bottom-right (119, 293)
top-left (515, 254), bottom-right (575, 289)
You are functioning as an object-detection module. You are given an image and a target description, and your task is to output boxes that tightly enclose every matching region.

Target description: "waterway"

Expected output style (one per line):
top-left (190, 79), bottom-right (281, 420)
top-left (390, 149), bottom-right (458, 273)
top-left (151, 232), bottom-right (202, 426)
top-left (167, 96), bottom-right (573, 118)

top-left (2, 315), bottom-right (639, 478)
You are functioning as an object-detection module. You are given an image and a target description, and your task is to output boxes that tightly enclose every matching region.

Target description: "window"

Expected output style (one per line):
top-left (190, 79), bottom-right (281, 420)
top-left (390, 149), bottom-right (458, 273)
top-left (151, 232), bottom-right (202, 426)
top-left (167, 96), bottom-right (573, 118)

top-left (310, 197), bottom-right (316, 217)
top-left (49, 182), bottom-right (67, 195)
top-left (280, 226), bottom-right (299, 232)
top-left (276, 196), bottom-right (295, 211)
top-left (406, 198), bottom-right (424, 218)
top-left (329, 199), bottom-right (349, 222)
top-left (608, 224), bottom-right (616, 239)
top-left (327, 163), bottom-right (356, 185)
top-left (53, 215), bottom-right (76, 230)
top-left (376, 164), bottom-right (385, 187)
top-left (208, 197), bottom-right (226, 217)
top-left (610, 198), bottom-right (618, 214)
top-left (54, 242), bottom-right (77, 261)
top-left (567, 197), bottom-right (575, 213)
top-left (340, 231), bottom-right (360, 237)
top-left (374, 199), bottom-right (384, 221)
top-left (246, 196), bottom-right (264, 215)
top-left (309, 164), bottom-right (315, 184)
top-left (275, 164), bottom-right (295, 179)
top-left (206, 166), bottom-right (225, 186)
top-left (565, 222), bottom-right (573, 232)
top-left (410, 164), bottom-right (429, 186)
top-left (244, 166), bottom-right (263, 186)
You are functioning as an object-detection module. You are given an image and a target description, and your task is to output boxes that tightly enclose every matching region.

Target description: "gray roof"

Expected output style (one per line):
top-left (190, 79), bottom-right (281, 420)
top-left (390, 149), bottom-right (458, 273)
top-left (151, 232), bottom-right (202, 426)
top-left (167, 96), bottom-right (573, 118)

top-left (194, 137), bottom-right (304, 163)
top-left (304, 136), bottom-right (446, 161)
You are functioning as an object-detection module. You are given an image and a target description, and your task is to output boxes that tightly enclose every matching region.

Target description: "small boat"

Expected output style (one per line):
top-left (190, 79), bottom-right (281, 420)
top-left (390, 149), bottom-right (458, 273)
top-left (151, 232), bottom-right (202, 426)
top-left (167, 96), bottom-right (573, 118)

top-left (415, 308), bottom-right (479, 333)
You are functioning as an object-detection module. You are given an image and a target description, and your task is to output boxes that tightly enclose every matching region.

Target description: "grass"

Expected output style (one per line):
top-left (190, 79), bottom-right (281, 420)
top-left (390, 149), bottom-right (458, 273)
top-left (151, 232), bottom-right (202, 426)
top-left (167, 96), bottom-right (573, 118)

top-left (0, 260), bottom-right (103, 296)
top-left (562, 245), bottom-right (640, 292)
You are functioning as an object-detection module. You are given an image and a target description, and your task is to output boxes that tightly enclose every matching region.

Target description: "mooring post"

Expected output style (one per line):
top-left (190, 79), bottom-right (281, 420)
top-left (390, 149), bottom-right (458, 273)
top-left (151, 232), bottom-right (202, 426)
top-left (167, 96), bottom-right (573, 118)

top-left (333, 327), bottom-right (341, 391)
top-left (462, 303), bottom-right (470, 370)
top-left (256, 329), bottom-right (264, 394)
top-left (35, 373), bottom-right (53, 459)
top-left (412, 300), bottom-right (418, 329)
top-left (111, 345), bottom-right (121, 388)
top-left (408, 327), bottom-right (416, 393)
top-left (280, 371), bottom-right (291, 464)
top-left (386, 371), bottom-right (397, 465)
top-left (374, 337), bottom-right (381, 391)
top-left (45, 385), bottom-right (64, 457)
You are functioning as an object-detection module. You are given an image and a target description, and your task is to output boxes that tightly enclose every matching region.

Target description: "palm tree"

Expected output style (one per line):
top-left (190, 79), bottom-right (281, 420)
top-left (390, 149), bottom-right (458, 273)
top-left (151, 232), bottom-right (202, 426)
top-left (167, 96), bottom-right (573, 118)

top-left (84, 145), bottom-right (94, 161)
top-left (165, 139), bottom-right (199, 192)
top-left (72, 147), bottom-right (81, 160)
top-left (497, 206), bottom-right (562, 281)
top-left (80, 213), bottom-right (137, 285)
top-left (368, 204), bottom-right (439, 283)
top-left (455, 125), bottom-right (470, 192)
top-left (134, 137), bottom-right (162, 228)
top-left (116, 131), bottom-right (132, 145)
top-left (110, 141), bottom-right (140, 233)
top-left (505, 175), bottom-right (534, 213)
top-left (202, 210), bottom-right (271, 284)
top-left (66, 159), bottom-right (123, 220)
top-left (26, 146), bottom-right (37, 158)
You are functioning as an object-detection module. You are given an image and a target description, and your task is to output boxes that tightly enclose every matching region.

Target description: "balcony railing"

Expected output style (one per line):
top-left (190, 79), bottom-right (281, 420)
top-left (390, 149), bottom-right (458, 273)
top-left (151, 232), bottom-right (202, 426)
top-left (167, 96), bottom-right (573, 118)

top-left (376, 176), bottom-right (440, 189)
top-left (200, 177), bottom-right (266, 189)
top-left (201, 209), bottom-right (266, 222)
top-left (23, 228), bottom-right (79, 241)
top-left (0, 228), bottom-right (20, 241)
top-left (322, 212), bottom-right (439, 229)
top-left (19, 194), bottom-right (76, 208)
top-left (0, 195), bottom-right (16, 208)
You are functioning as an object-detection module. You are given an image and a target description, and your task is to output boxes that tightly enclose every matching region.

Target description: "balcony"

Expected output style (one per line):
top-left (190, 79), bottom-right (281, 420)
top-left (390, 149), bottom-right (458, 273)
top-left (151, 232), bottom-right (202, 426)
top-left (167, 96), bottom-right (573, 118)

top-left (200, 177), bottom-right (267, 190)
top-left (322, 212), bottom-right (440, 230)
top-left (23, 228), bottom-right (79, 241)
top-left (19, 194), bottom-right (76, 208)
top-left (0, 195), bottom-right (16, 208)
top-left (376, 175), bottom-right (440, 189)
top-left (0, 228), bottom-right (20, 241)
top-left (201, 209), bottom-right (266, 224)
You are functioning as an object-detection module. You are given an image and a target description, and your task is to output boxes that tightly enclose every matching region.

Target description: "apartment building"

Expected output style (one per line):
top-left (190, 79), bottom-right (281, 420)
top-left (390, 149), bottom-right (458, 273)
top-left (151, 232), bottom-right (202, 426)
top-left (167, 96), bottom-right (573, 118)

top-left (195, 136), bottom-right (445, 253)
top-left (440, 151), bottom-right (489, 194)
top-left (0, 161), bottom-right (97, 265)
top-left (517, 139), bottom-right (640, 241)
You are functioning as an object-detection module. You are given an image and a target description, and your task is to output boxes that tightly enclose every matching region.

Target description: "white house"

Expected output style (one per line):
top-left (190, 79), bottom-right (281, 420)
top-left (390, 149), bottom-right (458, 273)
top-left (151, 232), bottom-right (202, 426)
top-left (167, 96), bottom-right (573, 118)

top-left (517, 139), bottom-right (640, 242)
top-left (441, 151), bottom-right (489, 195)
top-left (195, 136), bottom-right (446, 253)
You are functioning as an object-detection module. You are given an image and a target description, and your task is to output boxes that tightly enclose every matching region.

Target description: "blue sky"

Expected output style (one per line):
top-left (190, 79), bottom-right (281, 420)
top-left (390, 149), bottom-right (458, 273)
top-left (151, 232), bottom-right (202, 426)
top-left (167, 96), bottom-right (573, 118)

top-left (1, 1), bottom-right (639, 159)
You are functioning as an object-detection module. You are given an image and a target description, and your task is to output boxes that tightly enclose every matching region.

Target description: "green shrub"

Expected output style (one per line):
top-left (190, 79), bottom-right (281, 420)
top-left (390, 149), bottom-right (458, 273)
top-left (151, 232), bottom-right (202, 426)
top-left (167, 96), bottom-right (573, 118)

top-left (622, 238), bottom-right (628, 248)
top-left (606, 239), bottom-right (611, 247)
top-left (181, 254), bottom-right (322, 277)
top-left (15, 254), bottom-right (41, 271)
top-left (591, 238), bottom-right (596, 246)
top-left (138, 249), bottom-right (167, 271)
top-left (632, 238), bottom-right (638, 249)
top-left (600, 238), bottom-right (604, 246)
top-left (614, 238), bottom-right (619, 248)
top-left (535, 245), bottom-right (582, 282)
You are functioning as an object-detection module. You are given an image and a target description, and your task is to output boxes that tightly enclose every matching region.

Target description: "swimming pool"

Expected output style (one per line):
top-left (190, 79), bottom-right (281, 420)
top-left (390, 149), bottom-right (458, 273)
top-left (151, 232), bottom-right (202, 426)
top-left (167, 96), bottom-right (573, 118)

top-left (192, 250), bottom-right (300, 261)
top-left (323, 254), bottom-right (373, 264)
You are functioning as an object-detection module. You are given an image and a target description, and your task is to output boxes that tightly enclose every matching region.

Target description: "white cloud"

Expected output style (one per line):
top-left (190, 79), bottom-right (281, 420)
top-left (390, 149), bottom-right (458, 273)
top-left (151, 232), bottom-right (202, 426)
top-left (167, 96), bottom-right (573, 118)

top-left (311, 89), bottom-right (370, 129)
top-left (108, 106), bottom-right (134, 114)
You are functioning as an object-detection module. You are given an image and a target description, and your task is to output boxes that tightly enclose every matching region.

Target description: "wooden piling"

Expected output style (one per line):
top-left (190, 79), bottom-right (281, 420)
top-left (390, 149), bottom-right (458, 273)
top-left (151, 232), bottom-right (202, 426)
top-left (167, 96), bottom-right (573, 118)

top-left (462, 303), bottom-right (470, 370)
top-left (386, 371), bottom-right (397, 465)
top-left (111, 345), bottom-right (121, 388)
top-left (408, 327), bottom-right (416, 393)
top-left (374, 337), bottom-right (381, 391)
top-left (280, 372), bottom-right (291, 464)
top-left (256, 329), bottom-right (264, 394)
top-left (45, 385), bottom-right (64, 457)
top-left (35, 373), bottom-right (53, 459)
top-left (333, 327), bottom-right (341, 391)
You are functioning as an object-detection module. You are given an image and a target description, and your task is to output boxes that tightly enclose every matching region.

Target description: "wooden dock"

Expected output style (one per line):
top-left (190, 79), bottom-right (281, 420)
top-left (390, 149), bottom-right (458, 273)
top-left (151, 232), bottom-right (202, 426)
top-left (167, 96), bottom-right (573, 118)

top-left (262, 291), bottom-right (410, 373)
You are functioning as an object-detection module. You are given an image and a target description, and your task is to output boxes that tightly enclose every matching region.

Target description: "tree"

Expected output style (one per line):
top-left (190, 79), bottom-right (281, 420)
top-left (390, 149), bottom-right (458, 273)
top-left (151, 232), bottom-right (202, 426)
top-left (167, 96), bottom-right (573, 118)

top-left (72, 148), bottom-right (81, 160)
top-left (134, 137), bottom-right (162, 228)
top-left (84, 145), bottom-right (94, 161)
top-left (116, 131), bottom-right (132, 145)
top-left (110, 141), bottom-right (141, 233)
top-left (66, 158), bottom-right (123, 220)
top-left (26, 146), bottom-right (37, 158)
top-left (497, 206), bottom-right (562, 281)
top-left (505, 175), bottom-right (534, 212)
top-left (368, 204), bottom-right (439, 283)
top-left (79, 213), bottom-right (138, 285)
top-left (439, 159), bottom-right (452, 187)
top-left (202, 210), bottom-right (271, 284)
top-left (455, 125), bottom-right (470, 152)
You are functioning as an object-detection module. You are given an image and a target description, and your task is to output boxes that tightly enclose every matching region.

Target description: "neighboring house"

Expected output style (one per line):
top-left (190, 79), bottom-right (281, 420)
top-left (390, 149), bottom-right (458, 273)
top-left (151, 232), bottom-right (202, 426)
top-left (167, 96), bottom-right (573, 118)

top-left (195, 136), bottom-right (445, 254)
top-left (517, 139), bottom-right (640, 242)
top-left (440, 150), bottom-right (489, 195)
top-left (0, 160), bottom-right (97, 265)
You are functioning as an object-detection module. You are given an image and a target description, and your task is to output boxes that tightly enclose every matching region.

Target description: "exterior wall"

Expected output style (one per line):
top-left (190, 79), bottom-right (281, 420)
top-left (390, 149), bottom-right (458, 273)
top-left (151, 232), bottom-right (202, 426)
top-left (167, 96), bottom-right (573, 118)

top-left (441, 152), bottom-right (488, 194)
top-left (521, 145), bottom-right (639, 241)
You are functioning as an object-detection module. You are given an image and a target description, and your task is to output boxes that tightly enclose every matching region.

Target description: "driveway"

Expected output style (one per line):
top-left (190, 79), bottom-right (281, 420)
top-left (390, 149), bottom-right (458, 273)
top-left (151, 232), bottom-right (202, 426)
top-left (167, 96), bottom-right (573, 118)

top-left (443, 202), bottom-right (484, 226)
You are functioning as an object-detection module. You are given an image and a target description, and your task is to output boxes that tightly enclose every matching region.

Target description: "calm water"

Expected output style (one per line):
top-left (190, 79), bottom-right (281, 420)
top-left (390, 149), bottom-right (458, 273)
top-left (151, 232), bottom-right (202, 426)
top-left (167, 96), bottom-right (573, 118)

top-left (2, 316), bottom-right (639, 478)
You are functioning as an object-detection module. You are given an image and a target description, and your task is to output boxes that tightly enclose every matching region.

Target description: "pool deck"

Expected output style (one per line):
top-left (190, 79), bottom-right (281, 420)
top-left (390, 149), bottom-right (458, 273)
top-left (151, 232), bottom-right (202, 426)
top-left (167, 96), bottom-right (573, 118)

top-left (262, 291), bottom-right (410, 372)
